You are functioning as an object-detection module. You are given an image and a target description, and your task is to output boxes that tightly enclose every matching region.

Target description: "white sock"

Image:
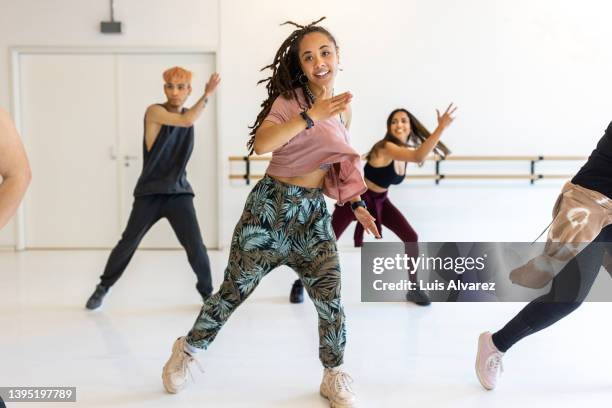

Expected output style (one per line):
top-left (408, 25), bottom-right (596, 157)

top-left (326, 365), bottom-right (342, 372)
top-left (183, 340), bottom-right (201, 355)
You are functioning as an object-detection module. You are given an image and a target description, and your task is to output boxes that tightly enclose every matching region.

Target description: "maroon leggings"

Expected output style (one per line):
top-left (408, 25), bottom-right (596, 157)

top-left (332, 189), bottom-right (418, 243)
top-left (331, 189), bottom-right (419, 281)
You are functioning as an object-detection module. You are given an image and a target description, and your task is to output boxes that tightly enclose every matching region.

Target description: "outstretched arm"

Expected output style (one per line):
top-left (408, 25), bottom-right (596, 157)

top-left (383, 103), bottom-right (457, 163)
top-left (146, 73), bottom-right (221, 128)
top-left (0, 108), bottom-right (31, 230)
top-left (144, 73), bottom-right (221, 150)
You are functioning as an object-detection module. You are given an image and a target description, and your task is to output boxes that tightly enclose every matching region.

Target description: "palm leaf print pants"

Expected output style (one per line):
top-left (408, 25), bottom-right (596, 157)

top-left (186, 175), bottom-right (346, 368)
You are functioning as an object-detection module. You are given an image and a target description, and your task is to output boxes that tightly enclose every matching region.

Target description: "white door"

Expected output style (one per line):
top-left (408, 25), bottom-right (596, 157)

top-left (116, 53), bottom-right (218, 248)
top-left (19, 51), bottom-right (218, 249)
top-left (20, 54), bottom-right (121, 247)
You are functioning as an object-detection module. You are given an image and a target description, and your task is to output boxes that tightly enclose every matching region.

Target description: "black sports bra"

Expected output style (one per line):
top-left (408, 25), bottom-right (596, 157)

top-left (364, 161), bottom-right (406, 189)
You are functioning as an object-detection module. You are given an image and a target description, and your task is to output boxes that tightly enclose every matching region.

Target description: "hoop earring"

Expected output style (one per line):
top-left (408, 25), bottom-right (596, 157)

top-left (299, 73), bottom-right (308, 84)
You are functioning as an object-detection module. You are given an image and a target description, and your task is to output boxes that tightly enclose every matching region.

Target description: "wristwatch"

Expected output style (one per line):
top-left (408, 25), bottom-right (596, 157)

top-left (300, 110), bottom-right (315, 129)
top-left (350, 200), bottom-right (367, 212)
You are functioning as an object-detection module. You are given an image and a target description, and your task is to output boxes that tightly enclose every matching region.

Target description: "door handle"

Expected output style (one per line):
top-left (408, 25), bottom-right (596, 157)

top-left (124, 155), bottom-right (138, 167)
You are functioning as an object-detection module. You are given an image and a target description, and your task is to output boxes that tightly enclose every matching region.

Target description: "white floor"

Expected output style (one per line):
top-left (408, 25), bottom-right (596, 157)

top-left (1, 249), bottom-right (612, 407)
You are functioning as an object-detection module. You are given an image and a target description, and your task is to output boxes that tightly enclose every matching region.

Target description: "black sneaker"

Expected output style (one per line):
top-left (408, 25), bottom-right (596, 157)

top-left (406, 288), bottom-right (431, 306)
top-left (289, 279), bottom-right (304, 304)
top-left (86, 284), bottom-right (109, 310)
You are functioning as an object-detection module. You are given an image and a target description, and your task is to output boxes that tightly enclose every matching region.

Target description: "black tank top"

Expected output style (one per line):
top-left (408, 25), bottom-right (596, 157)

top-left (572, 121), bottom-right (612, 198)
top-left (133, 105), bottom-right (195, 197)
top-left (364, 161), bottom-right (406, 189)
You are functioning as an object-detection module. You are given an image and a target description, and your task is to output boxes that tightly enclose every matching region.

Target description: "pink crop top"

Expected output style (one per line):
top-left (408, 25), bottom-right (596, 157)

top-left (262, 88), bottom-right (366, 205)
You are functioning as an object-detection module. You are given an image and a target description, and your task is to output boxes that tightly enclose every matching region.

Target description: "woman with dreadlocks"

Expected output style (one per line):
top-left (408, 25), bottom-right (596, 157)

top-left (161, 18), bottom-right (378, 407)
top-left (288, 107), bottom-right (456, 306)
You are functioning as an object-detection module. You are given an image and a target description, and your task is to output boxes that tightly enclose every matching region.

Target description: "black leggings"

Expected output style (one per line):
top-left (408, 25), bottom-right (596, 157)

top-left (492, 224), bottom-right (612, 352)
top-left (99, 194), bottom-right (213, 297)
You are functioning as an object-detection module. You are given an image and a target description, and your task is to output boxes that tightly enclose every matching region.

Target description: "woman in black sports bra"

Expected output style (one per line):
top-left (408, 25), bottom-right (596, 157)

top-left (289, 105), bottom-right (457, 305)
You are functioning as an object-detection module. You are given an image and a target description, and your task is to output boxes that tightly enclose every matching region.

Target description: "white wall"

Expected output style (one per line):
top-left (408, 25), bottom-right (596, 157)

top-left (218, 0), bottom-right (612, 245)
top-left (1, 0), bottom-right (612, 248)
top-left (0, 0), bottom-right (219, 247)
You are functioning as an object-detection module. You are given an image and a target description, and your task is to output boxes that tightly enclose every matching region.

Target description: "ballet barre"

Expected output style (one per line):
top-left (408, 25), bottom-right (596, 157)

top-left (228, 155), bottom-right (586, 185)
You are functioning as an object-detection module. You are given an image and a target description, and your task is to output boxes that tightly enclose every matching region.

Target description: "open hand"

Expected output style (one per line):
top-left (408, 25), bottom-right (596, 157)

top-left (436, 103), bottom-right (458, 129)
top-left (204, 73), bottom-right (221, 97)
top-left (307, 86), bottom-right (352, 122)
top-left (354, 206), bottom-right (380, 238)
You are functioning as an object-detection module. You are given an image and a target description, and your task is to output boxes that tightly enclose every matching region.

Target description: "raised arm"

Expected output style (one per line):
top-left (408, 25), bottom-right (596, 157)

top-left (146, 73), bottom-right (221, 128)
top-left (253, 88), bottom-right (352, 155)
top-left (382, 103), bottom-right (457, 163)
top-left (0, 108), bottom-right (31, 230)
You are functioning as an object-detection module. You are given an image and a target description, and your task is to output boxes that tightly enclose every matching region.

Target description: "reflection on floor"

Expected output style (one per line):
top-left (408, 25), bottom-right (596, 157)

top-left (0, 250), bottom-right (609, 407)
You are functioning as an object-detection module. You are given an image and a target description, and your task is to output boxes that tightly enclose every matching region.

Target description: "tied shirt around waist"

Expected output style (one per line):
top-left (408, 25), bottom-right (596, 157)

top-left (262, 88), bottom-right (366, 205)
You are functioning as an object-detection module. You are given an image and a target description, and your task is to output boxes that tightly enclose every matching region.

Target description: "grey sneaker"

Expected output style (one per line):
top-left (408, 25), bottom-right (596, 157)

top-left (320, 367), bottom-right (356, 408)
top-left (162, 337), bottom-right (202, 394)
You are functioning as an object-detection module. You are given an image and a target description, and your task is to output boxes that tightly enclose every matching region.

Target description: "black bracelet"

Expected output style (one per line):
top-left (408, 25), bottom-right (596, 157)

top-left (351, 200), bottom-right (367, 212)
top-left (300, 111), bottom-right (315, 129)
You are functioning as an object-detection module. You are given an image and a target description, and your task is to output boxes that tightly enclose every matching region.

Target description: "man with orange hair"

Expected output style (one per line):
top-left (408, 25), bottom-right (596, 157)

top-left (86, 67), bottom-right (221, 310)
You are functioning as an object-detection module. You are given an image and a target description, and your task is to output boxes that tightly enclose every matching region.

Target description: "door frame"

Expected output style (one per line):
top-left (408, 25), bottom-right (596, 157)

top-left (10, 46), bottom-right (222, 250)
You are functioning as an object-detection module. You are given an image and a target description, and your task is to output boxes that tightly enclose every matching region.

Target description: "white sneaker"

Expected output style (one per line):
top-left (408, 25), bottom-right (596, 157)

top-left (320, 367), bottom-right (356, 408)
top-left (162, 337), bottom-right (202, 394)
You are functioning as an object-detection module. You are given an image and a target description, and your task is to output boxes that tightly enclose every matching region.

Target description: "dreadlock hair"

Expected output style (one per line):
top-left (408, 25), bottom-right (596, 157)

top-left (365, 108), bottom-right (451, 162)
top-left (247, 17), bottom-right (337, 155)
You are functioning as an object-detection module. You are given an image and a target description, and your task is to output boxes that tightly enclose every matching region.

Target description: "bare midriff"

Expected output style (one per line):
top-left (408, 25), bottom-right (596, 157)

top-left (365, 178), bottom-right (388, 193)
top-left (269, 168), bottom-right (328, 189)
